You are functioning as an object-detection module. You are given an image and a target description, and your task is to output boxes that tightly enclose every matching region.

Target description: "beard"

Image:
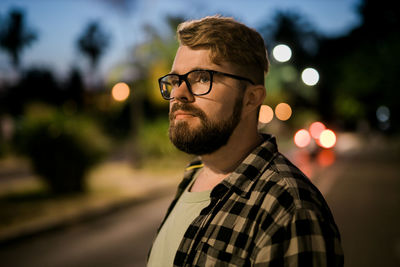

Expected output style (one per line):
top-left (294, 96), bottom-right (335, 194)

top-left (168, 97), bottom-right (243, 155)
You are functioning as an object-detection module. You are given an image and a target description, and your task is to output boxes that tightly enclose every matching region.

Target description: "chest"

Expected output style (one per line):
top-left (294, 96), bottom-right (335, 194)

top-left (175, 191), bottom-right (273, 266)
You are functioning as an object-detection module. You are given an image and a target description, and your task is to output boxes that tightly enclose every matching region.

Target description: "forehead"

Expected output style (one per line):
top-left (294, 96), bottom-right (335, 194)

top-left (171, 46), bottom-right (228, 74)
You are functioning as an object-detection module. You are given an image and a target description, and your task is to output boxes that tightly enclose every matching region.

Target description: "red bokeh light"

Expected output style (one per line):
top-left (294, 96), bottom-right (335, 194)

top-left (317, 149), bottom-right (336, 166)
top-left (309, 121), bottom-right (326, 139)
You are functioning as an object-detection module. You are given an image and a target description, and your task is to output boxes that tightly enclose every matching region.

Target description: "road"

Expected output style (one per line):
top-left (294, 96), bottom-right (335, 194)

top-left (1, 139), bottom-right (399, 267)
top-left (0, 191), bottom-right (175, 267)
top-left (323, 146), bottom-right (400, 267)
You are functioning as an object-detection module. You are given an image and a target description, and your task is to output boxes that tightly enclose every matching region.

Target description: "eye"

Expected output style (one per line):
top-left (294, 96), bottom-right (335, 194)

top-left (169, 77), bottom-right (180, 87)
top-left (199, 75), bottom-right (210, 83)
top-left (194, 71), bottom-right (210, 84)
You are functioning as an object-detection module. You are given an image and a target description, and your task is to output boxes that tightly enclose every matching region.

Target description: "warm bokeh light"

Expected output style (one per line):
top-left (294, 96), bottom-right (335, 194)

top-left (317, 149), bottom-right (336, 167)
top-left (294, 129), bottom-right (311, 148)
top-left (301, 68), bottom-right (319, 86)
top-left (275, 103), bottom-right (292, 121)
top-left (319, 129), bottom-right (337, 148)
top-left (309, 121), bottom-right (326, 139)
top-left (272, 44), bottom-right (292, 62)
top-left (258, 105), bottom-right (274, 123)
top-left (112, 82), bottom-right (130, 102)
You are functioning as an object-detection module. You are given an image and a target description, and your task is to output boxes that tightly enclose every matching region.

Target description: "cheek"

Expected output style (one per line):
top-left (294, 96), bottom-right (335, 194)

top-left (201, 100), bottom-right (237, 123)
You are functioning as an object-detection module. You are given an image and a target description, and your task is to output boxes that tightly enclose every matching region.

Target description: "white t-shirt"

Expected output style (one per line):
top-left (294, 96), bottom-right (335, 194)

top-left (148, 174), bottom-right (211, 267)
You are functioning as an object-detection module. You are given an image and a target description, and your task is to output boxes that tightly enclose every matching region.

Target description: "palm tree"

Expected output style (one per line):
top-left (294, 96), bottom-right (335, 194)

top-left (0, 8), bottom-right (37, 70)
top-left (77, 21), bottom-right (111, 72)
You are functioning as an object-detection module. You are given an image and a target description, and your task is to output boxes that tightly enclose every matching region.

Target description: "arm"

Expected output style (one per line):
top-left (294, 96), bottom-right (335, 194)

top-left (253, 208), bottom-right (344, 266)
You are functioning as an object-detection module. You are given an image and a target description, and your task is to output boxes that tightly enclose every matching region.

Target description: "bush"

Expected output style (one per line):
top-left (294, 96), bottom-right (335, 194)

top-left (137, 117), bottom-right (177, 158)
top-left (14, 105), bottom-right (110, 194)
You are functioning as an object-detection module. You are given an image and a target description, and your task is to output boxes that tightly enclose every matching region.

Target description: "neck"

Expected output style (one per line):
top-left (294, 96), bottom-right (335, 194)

top-left (189, 115), bottom-right (263, 192)
top-left (200, 122), bottom-right (263, 175)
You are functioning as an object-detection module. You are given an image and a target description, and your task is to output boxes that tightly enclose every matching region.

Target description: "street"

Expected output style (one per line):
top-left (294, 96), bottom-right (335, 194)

top-left (0, 140), bottom-right (399, 267)
top-left (0, 191), bottom-right (175, 267)
top-left (323, 147), bottom-right (400, 267)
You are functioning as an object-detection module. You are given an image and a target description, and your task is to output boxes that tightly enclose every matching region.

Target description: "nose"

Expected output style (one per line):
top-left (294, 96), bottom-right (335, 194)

top-left (171, 80), bottom-right (195, 103)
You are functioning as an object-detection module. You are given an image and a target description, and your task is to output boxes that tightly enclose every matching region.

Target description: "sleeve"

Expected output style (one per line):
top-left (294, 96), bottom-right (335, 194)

top-left (253, 208), bottom-right (344, 267)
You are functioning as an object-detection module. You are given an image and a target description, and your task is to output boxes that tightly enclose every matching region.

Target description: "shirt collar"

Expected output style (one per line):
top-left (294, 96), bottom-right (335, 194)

top-left (220, 134), bottom-right (278, 198)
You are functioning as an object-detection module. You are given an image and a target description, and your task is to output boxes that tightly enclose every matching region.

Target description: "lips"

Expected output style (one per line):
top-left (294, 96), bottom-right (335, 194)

top-left (169, 103), bottom-right (206, 122)
top-left (173, 111), bottom-right (195, 119)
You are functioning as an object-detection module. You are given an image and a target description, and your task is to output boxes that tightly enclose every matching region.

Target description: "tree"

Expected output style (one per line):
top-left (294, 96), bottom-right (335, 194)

top-left (77, 21), bottom-right (111, 72)
top-left (258, 11), bottom-right (322, 123)
top-left (3, 67), bottom-right (61, 115)
top-left (317, 0), bottom-right (400, 131)
top-left (0, 8), bottom-right (37, 70)
top-left (63, 67), bottom-right (85, 110)
top-left (259, 11), bottom-right (320, 68)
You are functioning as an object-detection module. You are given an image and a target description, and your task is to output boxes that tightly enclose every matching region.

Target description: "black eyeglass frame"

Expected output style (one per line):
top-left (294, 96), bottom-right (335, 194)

top-left (158, 69), bottom-right (255, 100)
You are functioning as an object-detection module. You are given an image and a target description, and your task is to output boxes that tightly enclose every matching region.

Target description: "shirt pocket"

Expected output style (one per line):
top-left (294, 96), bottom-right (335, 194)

top-left (194, 241), bottom-right (251, 267)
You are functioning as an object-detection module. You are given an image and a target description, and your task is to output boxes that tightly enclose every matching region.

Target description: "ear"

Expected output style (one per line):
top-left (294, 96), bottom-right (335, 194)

top-left (242, 84), bottom-right (266, 115)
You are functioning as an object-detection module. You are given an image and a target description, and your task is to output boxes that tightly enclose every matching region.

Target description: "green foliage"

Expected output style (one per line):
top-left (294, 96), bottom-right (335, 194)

top-left (135, 116), bottom-right (191, 171)
top-left (14, 105), bottom-right (110, 194)
top-left (137, 116), bottom-right (179, 158)
top-left (315, 0), bottom-right (400, 131)
top-left (334, 36), bottom-right (400, 127)
top-left (334, 95), bottom-right (365, 123)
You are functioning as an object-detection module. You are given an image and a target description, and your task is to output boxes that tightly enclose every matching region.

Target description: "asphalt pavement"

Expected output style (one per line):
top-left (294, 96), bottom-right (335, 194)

top-left (323, 144), bottom-right (400, 267)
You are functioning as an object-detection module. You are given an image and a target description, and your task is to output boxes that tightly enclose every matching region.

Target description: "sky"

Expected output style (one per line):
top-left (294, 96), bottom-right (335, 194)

top-left (0, 0), bottom-right (363, 79)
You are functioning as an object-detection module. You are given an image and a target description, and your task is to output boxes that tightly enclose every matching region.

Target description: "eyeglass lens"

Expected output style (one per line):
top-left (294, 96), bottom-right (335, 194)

top-left (159, 70), bottom-right (212, 99)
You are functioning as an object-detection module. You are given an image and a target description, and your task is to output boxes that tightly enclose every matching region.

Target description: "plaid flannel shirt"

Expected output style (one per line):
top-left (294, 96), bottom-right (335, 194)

top-left (154, 134), bottom-right (343, 266)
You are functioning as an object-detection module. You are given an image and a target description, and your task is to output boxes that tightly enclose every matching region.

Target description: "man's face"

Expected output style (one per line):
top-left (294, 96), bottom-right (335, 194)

top-left (168, 46), bottom-right (244, 155)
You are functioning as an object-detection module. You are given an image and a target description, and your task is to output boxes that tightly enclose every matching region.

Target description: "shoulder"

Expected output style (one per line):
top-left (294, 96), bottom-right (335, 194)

top-left (254, 152), bottom-right (335, 225)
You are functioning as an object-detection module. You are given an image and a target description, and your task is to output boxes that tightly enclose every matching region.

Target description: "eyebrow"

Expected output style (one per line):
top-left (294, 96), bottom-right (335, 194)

top-left (169, 67), bottom-right (210, 75)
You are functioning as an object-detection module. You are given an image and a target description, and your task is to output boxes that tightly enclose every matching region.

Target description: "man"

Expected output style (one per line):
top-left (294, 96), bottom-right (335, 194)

top-left (148, 16), bottom-right (343, 266)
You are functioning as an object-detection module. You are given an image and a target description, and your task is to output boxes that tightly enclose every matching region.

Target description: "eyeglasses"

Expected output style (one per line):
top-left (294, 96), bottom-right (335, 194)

top-left (158, 69), bottom-right (255, 100)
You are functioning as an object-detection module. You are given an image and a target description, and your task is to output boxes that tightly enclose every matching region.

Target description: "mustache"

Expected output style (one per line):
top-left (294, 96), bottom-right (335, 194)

top-left (169, 103), bottom-right (206, 120)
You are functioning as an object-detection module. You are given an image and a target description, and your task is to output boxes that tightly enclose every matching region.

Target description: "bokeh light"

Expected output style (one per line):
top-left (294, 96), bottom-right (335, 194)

top-left (319, 129), bottom-right (336, 148)
top-left (294, 129), bottom-right (311, 148)
top-left (112, 82), bottom-right (130, 102)
top-left (309, 121), bottom-right (326, 139)
top-left (259, 105), bottom-right (274, 123)
top-left (275, 102), bottom-right (292, 121)
top-left (376, 105), bottom-right (390, 122)
top-left (301, 68), bottom-right (319, 86)
top-left (317, 149), bottom-right (336, 167)
top-left (272, 44), bottom-right (292, 62)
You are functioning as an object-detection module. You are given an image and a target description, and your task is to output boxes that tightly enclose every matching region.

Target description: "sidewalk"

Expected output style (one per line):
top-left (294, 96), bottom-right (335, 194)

top-left (0, 158), bottom-right (182, 245)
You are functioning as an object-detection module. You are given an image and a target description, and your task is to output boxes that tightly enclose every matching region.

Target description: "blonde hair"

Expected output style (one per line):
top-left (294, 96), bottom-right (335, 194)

top-left (177, 15), bottom-right (269, 85)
